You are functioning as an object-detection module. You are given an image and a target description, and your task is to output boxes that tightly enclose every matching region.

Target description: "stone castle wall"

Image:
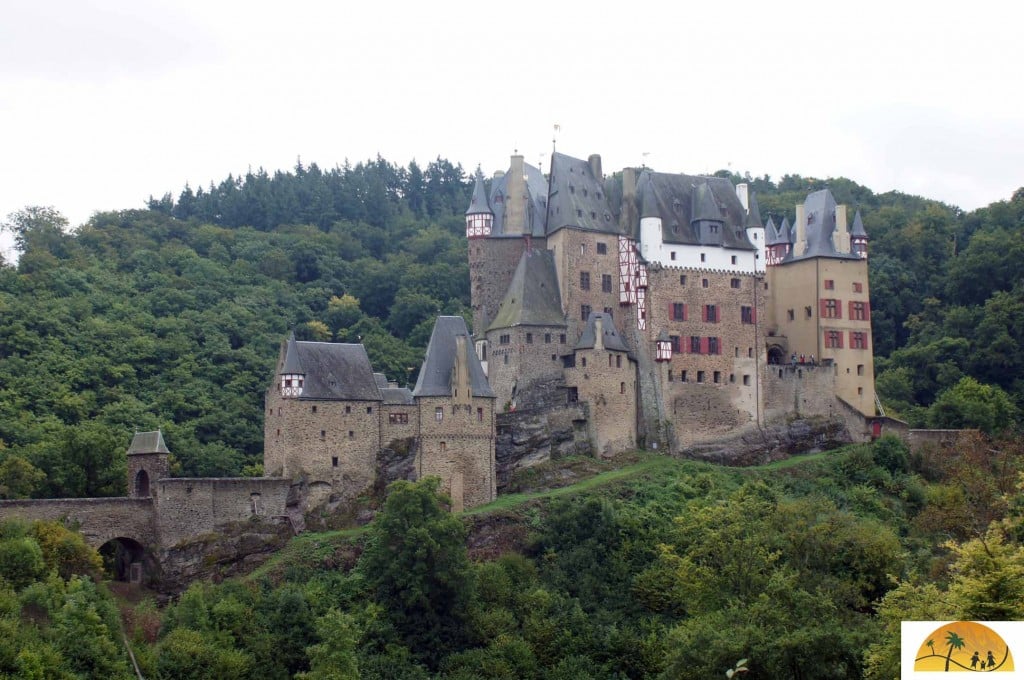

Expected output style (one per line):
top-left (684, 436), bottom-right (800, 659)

top-left (470, 236), bottom-right (534, 336)
top-left (0, 497), bottom-right (156, 548)
top-left (153, 477), bottom-right (291, 548)
top-left (762, 362), bottom-right (839, 422)
top-left (485, 325), bottom-right (566, 410)
top-left (547, 229), bottom-right (621, 343)
top-left (644, 266), bottom-right (767, 449)
top-left (265, 388), bottom-right (382, 505)
top-left (564, 347), bottom-right (636, 456)
top-left (415, 396), bottom-right (496, 511)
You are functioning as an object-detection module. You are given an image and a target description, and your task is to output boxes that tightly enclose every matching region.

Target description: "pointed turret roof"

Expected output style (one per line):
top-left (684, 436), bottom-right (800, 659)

top-left (779, 216), bottom-right (792, 243)
top-left (282, 331), bottom-right (304, 374)
top-left (413, 316), bottom-right (494, 398)
top-left (744, 193), bottom-right (763, 228)
top-left (575, 312), bottom-right (630, 354)
top-left (487, 249), bottom-right (565, 331)
top-left (691, 181), bottom-right (721, 223)
top-left (465, 171), bottom-right (492, 215)
top-left (851, 210), bottom-right (867, 238)
top-left (128, 430), bottom-right (170, 455)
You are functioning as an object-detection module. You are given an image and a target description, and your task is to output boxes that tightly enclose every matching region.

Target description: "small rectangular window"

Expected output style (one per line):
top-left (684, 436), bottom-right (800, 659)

top-left (477, 407), bottom-right (483, 421)
top-left (544, 333), bottom-right (551, 343)
top-left (526, 332), bottom-right (533, 344)
top-left (366, 406), bottom-right (373, 414)
top-left (702, 278), bottom-right (709, 288)
top-left (580, 271), bottom-right (591, 290)
top-left (681, 370), bottom-right (687, 382)
top-left (616, 355), bottom-right (622, 368)
top-left (853, 282), bottom-right (863, 293)
top-left (602, 274), bottom-right (613, 293)
top-left (857, 364), bottom-right (865, 376)
top-left (311, 405), bottom-right (317, 413)
top-left (669, 335), bottom-right (680, 353)
top-left (345, 406), bottom-right (351, 414)
top-left (620, 382), bottom-right (625, 394)
top-left (708, 337), bottom-right (720, 355)
top-left (741, 306), bottom-right (754, 324)
top-left (697, 371), bottom-right (705, 383)
top-left (730, 256), bottom-right (737, 265)
top-left (730, 278), bottom-right (741, 289)
top-left (679, 275), bottom-right (687, 286)
top-left (787, 309), bottom-right (795, 321)
top-left (670, 251), bottom-right (677, 260)
top-left (320, 430), bottom-right (326, 438)
top-left (597, 242), bottom-right (607, 254)
top-left (348, 430), bottom-right (354, 438)
top-left (690, 336), bottom-right (701, 354)
top-left (824, 279), bottom-right (835, 290)
top-left (560, 334), bottom-right (566, 344)
top-left (714, 371), bottom-right (721, 383)
top-left (581, 304), bottom-right (591, 321)
top-left (435, 407), bottom-right (443, 422)
top-left (332, 456), bottom-right (338, 467)
top-left (743, 375), bottom-right (750, 386)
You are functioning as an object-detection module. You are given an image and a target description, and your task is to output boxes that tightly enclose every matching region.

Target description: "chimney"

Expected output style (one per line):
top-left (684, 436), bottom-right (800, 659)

top-left (833, 205), bottom-right (850, 253)
top-left (504, 154), bottom-right (526, 235)
top-left (453, 335), bottom-right (472, 404)
top-left (620, 167), bottom-right (638, 232)
top-left (736, 183), bottom-right (749, 212)
top-left (594, 316), bottom-right (604, 352)
top-left (588, 154), bottom-right (603, 180)
top-left (794, 203), bottom-right (807, 257)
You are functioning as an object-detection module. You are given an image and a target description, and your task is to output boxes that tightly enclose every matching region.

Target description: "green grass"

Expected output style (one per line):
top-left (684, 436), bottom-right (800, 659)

top-left (248, 447), bottom-right (846, 579)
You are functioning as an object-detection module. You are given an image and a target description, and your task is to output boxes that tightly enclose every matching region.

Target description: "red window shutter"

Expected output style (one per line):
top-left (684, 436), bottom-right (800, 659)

top-left (701, 337), bottom-right (709, 354)
top-left (751, 307), bottom-right (757, 324)
top-left (836, 300), bottom-right (842, 319)
top-left (668, 302), bottom-right (674, 320)
top-left (838, 332), bottom-right (845, 349)
top-left (848, 301), bottom-right (854, 319)
top-left (718, 337), bottom-right (723, 355)
top-left (819, 299), bottom-right (827, 317)
top-left (701, 306), bottom-right (708, 322)
top-left (865, 301), bottom-right (871, 321)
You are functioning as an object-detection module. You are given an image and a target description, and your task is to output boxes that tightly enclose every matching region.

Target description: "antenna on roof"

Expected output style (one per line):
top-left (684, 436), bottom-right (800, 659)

top-left (553, 123), bottom-right (560, 154)
top-left (641, 151), bottom-right (650, 169)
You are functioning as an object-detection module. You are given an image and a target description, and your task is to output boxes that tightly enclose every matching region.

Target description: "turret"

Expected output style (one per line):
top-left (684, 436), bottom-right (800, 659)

top-left (280, 332), bottom-right (305, 398)
top-left (126, 430), bottom-right (170, 498)
top-left (851, 210), bottom-right (869, 259)
top-left (465, 170), bottom-right (493, 238)
top-left (691, 181), bottom-right (723, 245)
top-left (744, 192), bottom-right (766, 273)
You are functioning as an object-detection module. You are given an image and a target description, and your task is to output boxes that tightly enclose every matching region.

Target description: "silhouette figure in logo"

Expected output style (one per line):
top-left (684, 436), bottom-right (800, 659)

top-left (987, 650), bottom-right (996, 669)
top-left (970, 651), bottom-right (980, 669)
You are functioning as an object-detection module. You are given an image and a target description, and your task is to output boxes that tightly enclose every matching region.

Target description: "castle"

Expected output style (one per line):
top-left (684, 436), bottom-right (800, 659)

top-left (266, 149), bottom-right (880, 511)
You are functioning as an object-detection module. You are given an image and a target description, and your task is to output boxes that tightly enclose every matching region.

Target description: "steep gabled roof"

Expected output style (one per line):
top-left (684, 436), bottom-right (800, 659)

top-left (574, 312), bottom-right (630, 353)
top-left (785, 189), bottom-right (859, 262)
top-left (745, 193), bottom-right (763, 228)
top-left (637, 171), bottom-right (756, 250)
top-left (413, 316), bottom-right (494, 398)
top-left (487, 249), bottom-right (565, 331)
top-left (779, 216), bottom-right (792, 244)
top-left (488, 162), bottom-right (549, 237)
top-left (290, 342), bottom-right (382, 401)
top-left (545, 152), bottom-right (622, 236)
top-left (128, 430), bottom-right (170, 455)
top-left (465, 171), bottom-right (492, 215)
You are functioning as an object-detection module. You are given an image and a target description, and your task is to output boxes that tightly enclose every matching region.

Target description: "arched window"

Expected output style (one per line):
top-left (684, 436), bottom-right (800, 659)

top-left (134, 469), bottom-right (150, 497)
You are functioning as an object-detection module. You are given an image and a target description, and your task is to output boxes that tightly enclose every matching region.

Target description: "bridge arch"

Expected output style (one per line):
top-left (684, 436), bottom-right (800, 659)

top-left (99, 536), bottom-right (148, 582)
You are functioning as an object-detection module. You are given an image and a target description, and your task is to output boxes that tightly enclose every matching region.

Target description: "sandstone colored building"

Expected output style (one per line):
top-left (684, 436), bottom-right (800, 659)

top-left (265, 315), bottom-right (496, 512)
top-left (466, 150), bottom-right (881, 453)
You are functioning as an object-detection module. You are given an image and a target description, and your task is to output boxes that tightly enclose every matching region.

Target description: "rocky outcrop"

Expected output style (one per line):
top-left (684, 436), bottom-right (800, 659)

top-left (681, 417), bottom-right (850, 466)
top-left (156, 515), bottom-right (295, 595)
top-left (495, 403), bottom-right (591, 490)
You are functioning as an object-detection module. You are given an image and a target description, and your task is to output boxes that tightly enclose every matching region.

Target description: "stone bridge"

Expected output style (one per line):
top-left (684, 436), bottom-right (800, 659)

top-left (0, 497), bottom-right (156, 549)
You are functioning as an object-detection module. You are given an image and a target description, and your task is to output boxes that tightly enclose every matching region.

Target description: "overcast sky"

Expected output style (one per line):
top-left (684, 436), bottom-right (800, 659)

top-left (2, 0), bottom-right (1022, 259)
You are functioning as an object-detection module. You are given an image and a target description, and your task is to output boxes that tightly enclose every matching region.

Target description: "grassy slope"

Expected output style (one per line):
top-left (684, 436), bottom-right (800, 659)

top-left (250, 448), bottom-right (847, 581)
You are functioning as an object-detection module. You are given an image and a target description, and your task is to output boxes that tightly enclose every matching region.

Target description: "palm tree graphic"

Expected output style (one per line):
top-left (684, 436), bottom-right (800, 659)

top-left (944, 631), bottom-right (966, 672)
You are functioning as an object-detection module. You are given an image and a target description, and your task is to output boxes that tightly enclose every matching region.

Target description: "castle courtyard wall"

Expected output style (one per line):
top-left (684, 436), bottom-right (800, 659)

top-left (564, 348), bottom-right (636, 456)
top-left (153, 477), bottom-right (291, 548)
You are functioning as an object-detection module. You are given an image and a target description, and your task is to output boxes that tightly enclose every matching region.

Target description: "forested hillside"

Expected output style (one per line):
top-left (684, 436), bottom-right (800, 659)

top-left (0, 158), bottom-right (1021, 496)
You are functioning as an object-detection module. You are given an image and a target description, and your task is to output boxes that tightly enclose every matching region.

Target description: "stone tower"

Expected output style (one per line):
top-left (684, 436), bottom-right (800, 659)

top-left (126, 430), bottom-right (170, 498)
top-left (413, 316), bottom-right (496, 512)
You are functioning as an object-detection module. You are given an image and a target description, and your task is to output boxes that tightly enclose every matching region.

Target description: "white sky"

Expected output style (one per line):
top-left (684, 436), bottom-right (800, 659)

top-left (2, 0), bottom-right (1023, 260)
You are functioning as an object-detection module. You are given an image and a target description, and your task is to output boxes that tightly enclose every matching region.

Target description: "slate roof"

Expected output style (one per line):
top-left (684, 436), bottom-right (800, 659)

top-left (487, 249), bottom-right (565, 331)
top-left (373, 373), bottom-right (389, 389)
top-left (286, 342), bottom-right (382, 401)
top-left (466, 171), bottom-right (492, 215)
top-left (766, 216), bottom-right (791, 246)
top-left (636, 171), bottom-right (756, 250)
top-left (413, 316), bottom-right (495, 398)
top-left (851, 209), bottom-right (868, 238)
top-left (545, 152), bottom-right (623, 236)
top-left (745, 193), bottom-right (763, 228)
top-left (785, 189), bottom-right (860, 262)
top-left (127, 430), bottom-right (170, 455)
top-left (489, 162), bottom-right (549, 237)
top-left (381, 387), bottom-right (415, 405)
top-left (574, 312), bottom-right (631, 354)
top-left (282, 332), bottom-right (303, 374)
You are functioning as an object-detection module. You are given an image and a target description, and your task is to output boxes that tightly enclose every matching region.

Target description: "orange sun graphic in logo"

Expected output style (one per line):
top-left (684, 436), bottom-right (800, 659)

top-left (914, 622), bottom-right (1014, 672)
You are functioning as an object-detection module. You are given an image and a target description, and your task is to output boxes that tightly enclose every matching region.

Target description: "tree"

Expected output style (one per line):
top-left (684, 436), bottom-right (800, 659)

top-left (927, 376), bottom-right (1017, 434)
top-left (1, 206), bottom-right (70, 255)
top-left (358, 478), bottom-right (473, 668)
top-left (297, 609), bottom-right (360, 680)
top-left (0, 455), bottom-right (46, 499)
